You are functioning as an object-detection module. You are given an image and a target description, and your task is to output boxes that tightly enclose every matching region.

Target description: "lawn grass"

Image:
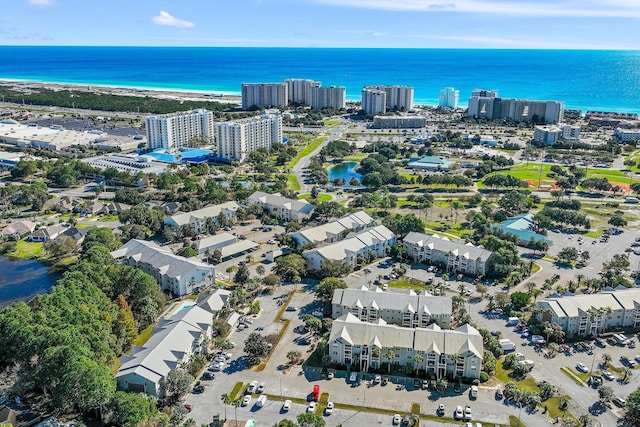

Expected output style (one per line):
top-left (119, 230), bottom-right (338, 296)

top-left (7, 240), bottom-right (44, 259)
top-left (545, 395), bottom-right (574, 421)
top-left (98, 214), bottom-right (119, 222)
top-left (509, 415), bottom-right (526, 427)
top-left (132, 324), bottom-right (154, 347)
top-left (532, 263), bottom-right (541, 273)
top-left (229, 381), bottom-right (245, 401)
top-left (287, 174), bottom-right (301, 191)
top-left (323, 120), bottom-right (341, 126)
top-left (287, 136), bottom-right (326, 168)
top-left (388, 278), bottom-right (425, 292)
top-left (297, 193), bottom-right (332, 202)
top-left (494, 359), bottom-right (539, 392)
top-left (559, 367), bottom-right (586, 386)
top-left (343, 153), bottom-right (367, 161)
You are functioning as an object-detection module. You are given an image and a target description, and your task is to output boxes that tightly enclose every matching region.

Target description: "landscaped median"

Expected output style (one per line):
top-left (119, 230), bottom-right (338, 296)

top-left (559, 367), bottom-right (587, 386)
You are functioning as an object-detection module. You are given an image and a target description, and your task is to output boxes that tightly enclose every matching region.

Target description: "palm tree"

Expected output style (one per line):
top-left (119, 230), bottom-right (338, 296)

top-left (601, 353), bottom-right (612, 367)
top-left (436, 377), bottom-right (448, 392)
top-left (221, 393), bottom-right (230, 421)
top-left (487, 294), bottom-right (496, 311)
top-left (622, 367), bottom-right (632, 383)
top-left (450, 353), bottom-right (462, 380)
top-left (414, 354), bottom-right (423, 375)
top-left (232, 399), bottom-right (241, 427)
top-left (372, 347), bottom-right (381, 369)
top-left (385, 349), bottom-right (395, 373)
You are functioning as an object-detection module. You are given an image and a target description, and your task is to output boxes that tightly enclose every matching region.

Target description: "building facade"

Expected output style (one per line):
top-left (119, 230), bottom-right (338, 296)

top-left (361, 88), bottom-right (387, 115)
top-left (533, 124), bottom-right (581, 145)
top-left (241, 83), bottom-right (288, 110)
top-left (614, 128), bottom-right (640, 143)
top-left (303, 225), bottom-right (396, 271)
top-left (332, 287), bottom-right (452, 329)
top-left (216, 114), bottom-right (282, 162)
top-left (468, 89), bottom-right (564, 124)
top-left (372, 116), bottom-right (426, 129)
top-left (310, 86), bottom-right (346, 111)
top-left (291, 211), bottom-right (375, 247)
top-left (111, 239), bottom-right (215, 296)
top-left (285, 78), bottom-right (321, 106)
top-left (164, 201), bottom-right (241, 234)
top-left (145, 109), bottom-right (214, 150)
top-left (439, 87), bottom-right (460, 109)
top-left (248, 191), bottom-right (315, 221)
top-left (537, 288), bottom-right (640, 338)
top-left (403, 232), bottom-right (493, 277)
top-left (328, 314), bottom-right (483, 379)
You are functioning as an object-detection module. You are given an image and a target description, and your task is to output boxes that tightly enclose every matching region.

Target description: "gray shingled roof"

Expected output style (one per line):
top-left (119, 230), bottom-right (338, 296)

top-left (404, 231), bottom-right (493, 262)
top-left (332, 287), bottom-right (452, 317)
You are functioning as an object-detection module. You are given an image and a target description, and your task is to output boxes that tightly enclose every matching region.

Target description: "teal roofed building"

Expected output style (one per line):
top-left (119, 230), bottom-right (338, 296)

top-left (407, 156), bottom-right (454, 170)
top-left (494, 213), bottom-right (552, 246)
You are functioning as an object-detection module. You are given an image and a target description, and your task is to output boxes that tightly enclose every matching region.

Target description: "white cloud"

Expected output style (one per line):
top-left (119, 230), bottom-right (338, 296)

top-left (151, 11), bottom-right (195, 28)
top-left (27, 0), bottom-right (54, 6)
top-left (309, 0), bottom-right (640, 18)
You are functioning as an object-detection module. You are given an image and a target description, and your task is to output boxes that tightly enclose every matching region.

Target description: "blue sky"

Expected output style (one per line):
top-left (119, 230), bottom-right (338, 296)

top-left (2, 0), bottom-right (639, 49)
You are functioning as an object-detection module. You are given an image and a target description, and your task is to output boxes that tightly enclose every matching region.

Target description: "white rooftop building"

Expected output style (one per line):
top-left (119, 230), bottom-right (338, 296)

top-left (216, 114), bottom-right (282, 162)
top-left (248, 191), bottom-right (314, 221)
top-left (164, 202), bottom-right (241, 234)
top-left (145, 109), bottom-right (215, 150)
top-left (533, 124), bottom-right (580, 145)
top-left (291, 211), bottom-right (375, 247)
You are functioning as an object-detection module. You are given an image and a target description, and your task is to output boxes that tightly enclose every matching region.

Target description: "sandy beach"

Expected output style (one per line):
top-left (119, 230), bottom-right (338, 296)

top-left (0, 79), bottom-right (242, 105)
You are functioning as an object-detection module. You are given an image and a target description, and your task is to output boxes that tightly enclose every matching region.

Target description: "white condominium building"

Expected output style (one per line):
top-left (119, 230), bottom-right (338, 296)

top-left (311, 86), bottom-right (346, 111)
top-left (614, 128), bottom-right (640, 143)
top-left (468, 89), bottom-right (564, 123)
top-left (145, 109), bottom-right (214, 150)
top-left (533, 124), bottom-right (580, 145)
top-left (329, 314), bottom-right (483, 379)
top-left (363, 85), bottom-right (414, 114)
top-left (285, 78), bottom-right (321, 106)
top-left (439, 87), bottom-right (460, 109)
top-left (537, 288), bottom-right (640, 338)
top-left (241, 83), bottom-right (288, 110)
top-left (372, 116), bottom-right (426, 129)
top-left (216, 114), bottom-right (282, 162)
top-left (361, 88), bottom-right (387, 115)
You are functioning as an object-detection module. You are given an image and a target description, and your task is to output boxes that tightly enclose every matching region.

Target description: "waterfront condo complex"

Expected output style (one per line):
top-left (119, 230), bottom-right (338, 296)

top-left (285, 78), bottom-right (321, 105)
top-left (215, 114), bottom-right (282, 162)
top-left (361, 85), bottom-right (414, 115)
top-left (467, 88), bottom-right (564, 123)
top-left (439, 87), bottom-right (460, 109)
top-left (145, 108), bottom-right (215, 150)
top-left (242, 79), bottom-right (345, 110)
top-left (241, 82), bottom-right (288, 110)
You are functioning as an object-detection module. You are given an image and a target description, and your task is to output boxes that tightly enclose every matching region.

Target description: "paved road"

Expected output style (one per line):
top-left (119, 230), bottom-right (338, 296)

top-left (290, 127), bottom-right (346, 193)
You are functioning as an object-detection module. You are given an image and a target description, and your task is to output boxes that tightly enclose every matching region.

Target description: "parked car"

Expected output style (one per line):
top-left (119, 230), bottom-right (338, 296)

top-left (576, 363), bottom-right (589, 373)
top-left (256, 395), bottom-right (267, 408)
top-left (256, 382), bottom-right (266, 394)
top-left (393, 414), bottom-right (401, 425)
top-left (242, 395), bottom-right (251, 406)
top-left (286, 306), bottom-right (298, 312)
top-left (325, 402), bottom-right (334, 414)
top-left (312, 384), bottom-right (320, 401)
top-left (470, 385), bottom-right (478, 398)
top-left (328, 370), bottom-right (334, 379)
top-left (373, 374), bottom-right (381, 384)
top-left (202, 372), bottom-right (215, 380)
top-left (603, 371), bottom-right (615, 381)
top-left (247, 380), bottom-right (258, 394)
top-left (211, 361), bottom-right (224, 371)
top-left (282, 400), bottom-right (292, 412)
top-left (464, 406), bottom-right (472, 421)
top-left (422, 379), bottom-right (429, 390)
top-left (613, 396), bottom-right (627, 407)
top-left (454, 406), bottom-right (464, 420)
top-left (192, 385), bottom-right (205, 394)
top-left (349, 371), bottom-right (358, 383)
top-left (437, 404), bottom-right (445, 415)
top-left (307, 401), bottom-right (316, 412)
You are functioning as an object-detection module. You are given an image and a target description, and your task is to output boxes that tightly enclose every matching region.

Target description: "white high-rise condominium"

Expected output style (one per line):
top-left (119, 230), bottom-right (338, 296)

top-left (145, 109), bottom-right (214, 150)
top-left (216, 114), bottom-right (282, 162)
top-left (439, 87), bottom-right (460, 109)
top-left (363, 85), bottom-right (414, 113)
top-left (241, 83), bottom-right (288, 110)
top-left (285, 79), bottom-right (321, 106)
top-left (310, 86), bottom-right (346, 111)
top-left (361, 88), bottom-right (387, 115)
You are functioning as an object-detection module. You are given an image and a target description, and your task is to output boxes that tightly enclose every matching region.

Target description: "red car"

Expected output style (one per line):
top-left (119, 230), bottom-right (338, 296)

top-left (184, 404), bottom-right (192, 412)
top-left (312, 384), bottom-right (320, 401)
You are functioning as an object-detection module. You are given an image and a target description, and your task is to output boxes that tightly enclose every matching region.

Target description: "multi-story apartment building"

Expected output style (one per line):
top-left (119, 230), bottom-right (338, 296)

top-left (361, 87), bottom-right (387, 115)
top-left (302, 225), bottom-right (396, 271)
top-left (372, 116), bottom-right (426, 129)
top-left (310, 86), bottom-right (346, 111)
top-left (614, 128), bottom-right (640, 143)
top-left (163, 201), bottom-right (241, 234)
top-left (403, 232), bottom-right (493, 277)
top-left (533, 124), bottom-right (581, 145)
top-left (111, 239), bottom-right (215, 296)
top-left (328, 314), bottom-right (483, 379)
top-left (537, 288), bottom-right (640, 338)
top-left (241, 83), bottom-right (288, 110)
top-left (145, 109), bottom-right (214, 150)
top-left (332, 287), bottom-right (452, 329)
top-left (248, 191), bottom-right (315, 221)
top-left (216, 114), bottom-right (282, 162)
top-left (291, 211), bottom-right (375, 247)
top-left (468, 90), bottom-right (564, 124)
top-left (439, 87), bottom-right (460, 109)
top-left (285, 78), bottom-right (321, 106)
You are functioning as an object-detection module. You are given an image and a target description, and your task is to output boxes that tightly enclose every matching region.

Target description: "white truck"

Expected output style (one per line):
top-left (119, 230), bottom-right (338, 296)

top-left (499, 338), bottom-right (516, 352)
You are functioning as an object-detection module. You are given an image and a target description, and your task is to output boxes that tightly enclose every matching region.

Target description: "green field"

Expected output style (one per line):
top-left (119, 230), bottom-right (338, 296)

top-left (298, 193), bottom-right (332, 202)
top-left (287, 136), bottom-right (326, 168)
top-left (287, 174), bottom-right (301, 191)
top-left (7, 240), bottom-right (44, 259)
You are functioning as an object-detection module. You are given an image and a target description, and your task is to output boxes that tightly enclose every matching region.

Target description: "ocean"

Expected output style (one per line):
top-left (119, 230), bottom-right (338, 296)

top-left (0, 46), bottom-right (639, 113)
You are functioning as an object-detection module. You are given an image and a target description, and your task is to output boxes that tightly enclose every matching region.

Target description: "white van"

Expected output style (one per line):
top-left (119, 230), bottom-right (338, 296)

top-left (256, 395), bottom-right (267, 408)
top-left (470, 385), bottom-right (478, 398)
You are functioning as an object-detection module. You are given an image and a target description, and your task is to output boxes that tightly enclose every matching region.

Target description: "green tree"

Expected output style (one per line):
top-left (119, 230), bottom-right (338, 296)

top-left (623, 387), bottom-right (640, 426)
top-left (234, 263), bottom-right (251, 285)
top-left (273, 420), bottom-right (298, 427)
top-left (164, 369), bottom-right (195, 400)
top-left (317, 259), bottom-right (352, 277)
top-left (82, 227), bottom-right (122, 251)
top-left (244, 332), bottom-right (269, 359)
top-left (315, 277), bottom-right (347, 303)
top-left (108, 391), bottom-right (158, 427)
top-left (303, 314), bottom-right (323, 335)
top-left (510, 292), bottom-right (531, 310)
top-left (598, 386), bottom-right (614, 404)
top-left (274, 254), bottom-right (308, 282)
top-left (297, 412), bottom-right (326, 427)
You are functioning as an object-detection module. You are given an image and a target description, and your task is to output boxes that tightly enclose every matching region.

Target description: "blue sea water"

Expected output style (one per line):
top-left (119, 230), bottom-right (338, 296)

top-left (0, 46), bottom-right (639, 113)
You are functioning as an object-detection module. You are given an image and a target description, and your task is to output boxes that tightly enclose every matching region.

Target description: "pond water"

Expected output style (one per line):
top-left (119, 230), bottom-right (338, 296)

top-left (328, 161), bottom-right (361, 187)
top-left (0, 255), bottom-right (60, 308)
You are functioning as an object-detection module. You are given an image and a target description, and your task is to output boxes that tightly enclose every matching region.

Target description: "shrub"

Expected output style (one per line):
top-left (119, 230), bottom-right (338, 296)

top-left (480, 372), bottom-right (489, 383)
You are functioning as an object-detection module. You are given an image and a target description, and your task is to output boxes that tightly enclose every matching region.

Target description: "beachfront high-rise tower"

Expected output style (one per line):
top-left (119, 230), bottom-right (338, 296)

top-left (439, 87), bottom-right (460, 109)
top-left (285, 79), bottom-right (321, 106)
top-left (361, 87), bottom-right (387, 115)
top-left (310, 86), bottom-right (346, 111)
top-left (468, 89), bottom-right (564, 123)
top-left (362, 85), bottom-right (414, 114)
top-left (145, 109), bottom-right (215, 150)
top-left (216, 114), bottom-right (282, 162)
top-left (241, 83), bottom-right (288, 110)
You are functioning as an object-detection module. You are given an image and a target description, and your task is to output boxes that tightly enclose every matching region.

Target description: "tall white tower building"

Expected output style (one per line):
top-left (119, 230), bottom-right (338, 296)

top-left (310, 86), bottom-right (346, 111)
top-left (439, 87), bottom-right (460, 109)
top-left (285, 79), bottom-right (321, 106)
top-left (216, 114), bottom-right (282, 162)
top-left (361, 88), bottom-right (387, 115)
top-left (241, 83), bottom-right (288, 110)
top-left (145, 109), bottom-right (214, 150)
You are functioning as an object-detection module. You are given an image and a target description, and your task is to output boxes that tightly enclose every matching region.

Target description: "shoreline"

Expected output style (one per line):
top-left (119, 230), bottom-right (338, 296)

top-left (0, 78), bottom-right (243, 105)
